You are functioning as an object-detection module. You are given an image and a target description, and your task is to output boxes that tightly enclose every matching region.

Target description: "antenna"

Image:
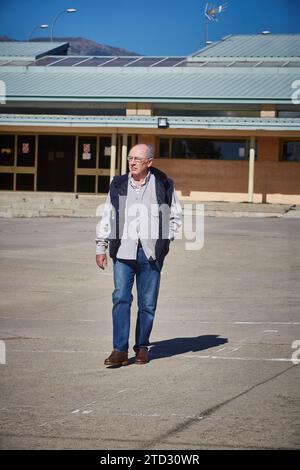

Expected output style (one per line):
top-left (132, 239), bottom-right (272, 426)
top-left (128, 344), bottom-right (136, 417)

top-left (204, 1), bottom-right (228, 46)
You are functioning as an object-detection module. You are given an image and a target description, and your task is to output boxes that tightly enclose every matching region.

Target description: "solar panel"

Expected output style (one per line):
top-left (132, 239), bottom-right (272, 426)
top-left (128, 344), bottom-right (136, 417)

top-left (51, 57), bottom-right (85, 66)
top-left (127, 57), bottom-right (164, 67)
top-left (0, 54), bottom-right (248, 69)
top-left (64, 57), bottom-right (112, 67)
top-left (255, 61), bottom-right (288, 67)
top-left (283, 62), bottom-right (300, 68)
top-left (173, 59), bottom-right (187, 67)
top-left (32, 56), bottom-right (63, 66)
top-left (152, 57), bottom-right (186, 67)
top-left (100, 57), bottom-right (140, 67)
top-left (10, 55), bottom-right (179, 68)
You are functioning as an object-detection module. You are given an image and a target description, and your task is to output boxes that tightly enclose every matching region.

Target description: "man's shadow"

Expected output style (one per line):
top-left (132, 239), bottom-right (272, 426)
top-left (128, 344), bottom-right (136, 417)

top-left (129, 335), bottom-right (228, 363)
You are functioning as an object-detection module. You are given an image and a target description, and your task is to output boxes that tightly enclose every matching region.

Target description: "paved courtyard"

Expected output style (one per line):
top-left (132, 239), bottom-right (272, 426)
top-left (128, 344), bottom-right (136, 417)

top-left (0, 216), bottom-right (299, 450)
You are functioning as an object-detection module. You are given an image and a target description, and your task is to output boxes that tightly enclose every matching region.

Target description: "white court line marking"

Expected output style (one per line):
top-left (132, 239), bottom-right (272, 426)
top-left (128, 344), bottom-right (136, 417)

top-left (183, 355), bottom-right (295, 362)
top-left (70, 391), bottom-right (129, 415)
top-left (214, 329), bottom-right (278, 355)
top-left (233, 322), bottom-right (298, 325)
top-left (39, 389), bottom-right (131, 427)
top-left (121, 412), bottom-right (161, 418)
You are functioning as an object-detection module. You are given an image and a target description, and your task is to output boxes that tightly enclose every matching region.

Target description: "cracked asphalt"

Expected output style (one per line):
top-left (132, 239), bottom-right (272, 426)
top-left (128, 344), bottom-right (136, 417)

top-left (0, 216), bottom-right (299, 450)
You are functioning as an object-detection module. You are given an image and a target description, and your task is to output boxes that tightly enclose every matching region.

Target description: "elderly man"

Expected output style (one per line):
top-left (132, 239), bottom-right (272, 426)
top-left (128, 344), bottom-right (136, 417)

top-left (96, 143), bottom-right (182, 367)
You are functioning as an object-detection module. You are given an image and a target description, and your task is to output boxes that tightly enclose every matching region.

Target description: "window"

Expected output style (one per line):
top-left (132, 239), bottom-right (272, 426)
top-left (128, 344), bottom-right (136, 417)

top-left (77, 175), bottom-right (96, 193)
top-left (159, 138), bottom-right (170, 158)
top-left (153, 106), bottom-right (260, 118)
top-left (17, 135), bottom-right (36, 167)
top-left (0, 134), bottom-right (14, 166)
top-left (98, 175), bottom-right (110, 194)
top-left (99, 137), bottom-right (112, 169)
top-left (77, 137), bottom-right (97, 169)
top-left (16, 173), bottom-right (34, 190)
top-left (281, 141), bottom-right (300, 162)
top-left (158, 138), bottom-right (249, 160)
top-left (0, 173), bottom-right (13, 190)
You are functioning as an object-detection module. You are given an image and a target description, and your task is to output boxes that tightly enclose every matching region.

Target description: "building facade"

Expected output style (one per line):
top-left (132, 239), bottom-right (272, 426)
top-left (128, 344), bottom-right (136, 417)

top-left (0, 35), bottom-right (299, 204)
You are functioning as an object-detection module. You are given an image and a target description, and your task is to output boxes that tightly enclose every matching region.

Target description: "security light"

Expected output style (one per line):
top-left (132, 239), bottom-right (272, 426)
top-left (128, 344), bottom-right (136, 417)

top-left (157, 117), bottom-right (169, 128)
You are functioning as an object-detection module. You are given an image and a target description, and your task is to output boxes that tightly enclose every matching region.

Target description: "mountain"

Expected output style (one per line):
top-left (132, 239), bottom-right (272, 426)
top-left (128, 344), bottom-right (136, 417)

top-left (0, 35), bottom-right (15, 42)
top-left (0, 36), bottom-right (140, 56)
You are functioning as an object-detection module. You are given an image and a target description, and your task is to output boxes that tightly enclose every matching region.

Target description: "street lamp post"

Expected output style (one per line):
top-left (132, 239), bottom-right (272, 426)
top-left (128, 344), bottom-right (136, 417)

top-left (28, 24), bottom-right (49, 42)
top-left (50, 8), bottom-right (77, 42)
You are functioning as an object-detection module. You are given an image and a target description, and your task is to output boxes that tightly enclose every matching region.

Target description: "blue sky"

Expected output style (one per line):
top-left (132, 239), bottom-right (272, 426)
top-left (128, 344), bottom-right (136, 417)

top-left (0, 0), bottom-right (299, 55)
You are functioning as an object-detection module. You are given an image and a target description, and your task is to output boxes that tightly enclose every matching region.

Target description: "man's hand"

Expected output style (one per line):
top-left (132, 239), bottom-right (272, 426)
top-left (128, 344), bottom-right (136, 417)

top-left (96, 254), bottom-right (107, 270)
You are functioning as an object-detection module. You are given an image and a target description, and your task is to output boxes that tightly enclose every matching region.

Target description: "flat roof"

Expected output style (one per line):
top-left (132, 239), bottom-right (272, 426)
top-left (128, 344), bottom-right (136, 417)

top-left (0, 42), bottom-right (69, 60)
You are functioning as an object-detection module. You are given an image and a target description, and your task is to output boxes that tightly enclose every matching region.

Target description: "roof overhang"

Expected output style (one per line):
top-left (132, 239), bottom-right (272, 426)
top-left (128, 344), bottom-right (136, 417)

top-left (0, 114), bottom-right (299, 131)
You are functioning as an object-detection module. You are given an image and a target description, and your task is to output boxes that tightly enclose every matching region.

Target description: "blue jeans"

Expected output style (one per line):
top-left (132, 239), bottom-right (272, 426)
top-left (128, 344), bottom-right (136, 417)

top-left (112, 246), bottom-right (164, 352)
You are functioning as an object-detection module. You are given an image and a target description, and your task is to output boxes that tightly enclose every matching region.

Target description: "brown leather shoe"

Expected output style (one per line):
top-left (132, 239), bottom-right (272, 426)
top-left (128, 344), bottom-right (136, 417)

top-left (135, 348), bottom-right (149, 365)
top-left (104, 350), bottom-right (128, 367)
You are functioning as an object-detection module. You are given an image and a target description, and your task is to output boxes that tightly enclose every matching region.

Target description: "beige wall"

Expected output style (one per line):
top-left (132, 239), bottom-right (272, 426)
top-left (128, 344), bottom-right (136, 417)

top-left (258, 137), bottom-right (280, 162)
top-left (152, 136), bottom-right (300, 199)
top-left (255, 137), bottom-right (300, 198)
top-left (1, 129), bottom-right (299, 202)
top-left (155, 159), bottom-right (249, 196)
top-left (137, 135), bottom-right (156, 147)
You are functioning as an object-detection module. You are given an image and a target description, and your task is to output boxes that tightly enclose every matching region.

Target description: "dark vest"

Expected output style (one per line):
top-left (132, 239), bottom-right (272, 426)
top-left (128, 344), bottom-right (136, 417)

top-left (108, 167), bottom-right (174, 259)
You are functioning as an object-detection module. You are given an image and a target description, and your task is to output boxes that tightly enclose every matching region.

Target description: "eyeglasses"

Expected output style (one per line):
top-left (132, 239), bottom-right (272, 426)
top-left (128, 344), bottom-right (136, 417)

top-left (127, 156), bottom-right (151, 163)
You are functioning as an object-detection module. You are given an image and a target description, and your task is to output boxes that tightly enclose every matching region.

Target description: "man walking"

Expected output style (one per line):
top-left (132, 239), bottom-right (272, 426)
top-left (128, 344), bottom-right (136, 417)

top-left (96, 144), bottom-right (182, 366)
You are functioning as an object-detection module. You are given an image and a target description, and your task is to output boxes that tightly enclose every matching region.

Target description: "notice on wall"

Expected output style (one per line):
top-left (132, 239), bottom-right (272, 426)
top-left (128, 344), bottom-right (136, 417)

top-left (1, 148), bottom-right (12, 155)
top-left (238, 147), bottom-right (245, 158)
top-left (104, 146), bottom-right (111, 157)
top-left (82, 143), bottom-right (91, 160)
top-left (22, 143), bottom-right (29, 154)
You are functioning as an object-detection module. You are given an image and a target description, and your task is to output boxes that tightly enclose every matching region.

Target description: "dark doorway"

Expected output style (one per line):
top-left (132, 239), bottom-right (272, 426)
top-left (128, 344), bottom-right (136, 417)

top-left (37, 135), bottom-right (75, 192)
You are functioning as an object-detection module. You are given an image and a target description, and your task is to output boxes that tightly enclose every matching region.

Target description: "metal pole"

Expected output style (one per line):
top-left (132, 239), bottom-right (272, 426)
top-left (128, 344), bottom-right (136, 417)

top-left (110, 134), bottom-right (117, 182)
top-left (28, 26), bottom-right (38, 42)
top-left (248, 136), bottom-right (256, 203)
top-left (51, 11), bottom-right (65, 42)
top-left (204, 2), bottom-right (209, 46)
top-left (121, 134), bottom-right (128, 175)
top-left (29, 24), bottom-right (48, 41)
